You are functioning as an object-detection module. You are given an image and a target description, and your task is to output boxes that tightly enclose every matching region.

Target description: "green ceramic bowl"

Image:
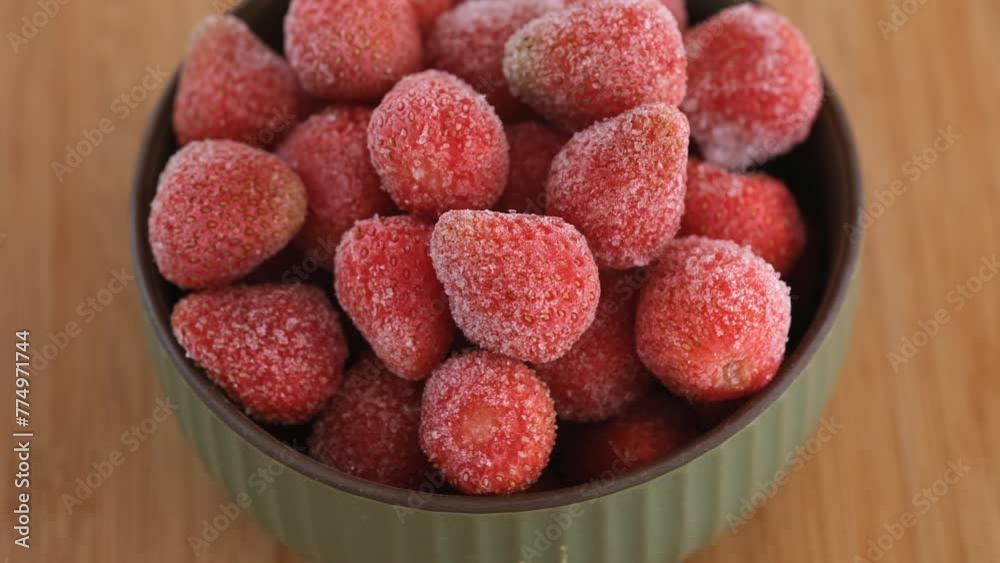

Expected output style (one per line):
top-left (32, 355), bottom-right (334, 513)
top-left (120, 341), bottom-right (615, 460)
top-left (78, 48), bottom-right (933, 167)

top-left (130, 1), bottom-right (863, 561)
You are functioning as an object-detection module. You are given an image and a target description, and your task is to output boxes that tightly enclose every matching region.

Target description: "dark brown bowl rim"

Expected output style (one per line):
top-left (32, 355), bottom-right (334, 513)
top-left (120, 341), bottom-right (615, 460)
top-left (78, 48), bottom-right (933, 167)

top-left (129, 31), bottom-right (863, 516)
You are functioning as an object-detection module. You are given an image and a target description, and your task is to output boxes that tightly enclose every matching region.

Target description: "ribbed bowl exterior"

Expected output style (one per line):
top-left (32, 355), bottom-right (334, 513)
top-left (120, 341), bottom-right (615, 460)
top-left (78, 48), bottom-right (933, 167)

top-left (146, 281), bottom-right (857, 563)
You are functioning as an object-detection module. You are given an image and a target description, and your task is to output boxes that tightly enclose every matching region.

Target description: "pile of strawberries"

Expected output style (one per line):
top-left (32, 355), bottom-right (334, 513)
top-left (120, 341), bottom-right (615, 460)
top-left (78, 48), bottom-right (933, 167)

top-left (151, 0), bottom-right (822, 495)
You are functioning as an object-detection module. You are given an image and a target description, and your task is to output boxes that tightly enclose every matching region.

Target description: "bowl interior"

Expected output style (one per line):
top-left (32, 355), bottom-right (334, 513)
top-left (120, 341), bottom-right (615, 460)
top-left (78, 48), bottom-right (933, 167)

top-left (130, 0), bottom-right (862, 513)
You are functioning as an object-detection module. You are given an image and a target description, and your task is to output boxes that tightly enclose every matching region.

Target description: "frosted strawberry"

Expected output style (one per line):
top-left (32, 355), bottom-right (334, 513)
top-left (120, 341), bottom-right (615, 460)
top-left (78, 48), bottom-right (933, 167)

top-left (309, 353), bottom-right (432, 488)
top-left (494, 122), bottom-right (564, 214)
top-left (173, 16), bottom-right (304, 148)
top-left (335, 216), bottom-right (456, 380)
top-left (681, 158), bottom-right (807, 276)
top-left (546, 104), bottom-right (689, 270)
top-left (284, 0), bottom-right (424, 102)
top-left (420, 351), bottom-right (556, 494)
top-left (427, 0), bottom-right (563, 119)
top-left (534, 270), bottom-right (653, 422)
top-left (636, 237), bottom-right (792, 402)
top-left (171, 284), bottom-right (348, 425)
top-left (504, 0), bottom-right (686, 130)
top-left (277, 107), bottom-right (396, 270)
top-left (430, 210), bottom-right (600, 363)
top-left (682, 4), bottom-right (822, 169)
top-left (368, 70), bottom-right (509, 216)
top-left (559, 391), bottom-right (700, 485)
top-left (148, 140), bottom-right (307, 289)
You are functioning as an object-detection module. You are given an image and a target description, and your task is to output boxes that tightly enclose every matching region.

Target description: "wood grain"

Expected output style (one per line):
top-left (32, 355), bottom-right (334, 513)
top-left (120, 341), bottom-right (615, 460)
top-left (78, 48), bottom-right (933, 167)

top-left (1, 0), bottom-right (998, 561)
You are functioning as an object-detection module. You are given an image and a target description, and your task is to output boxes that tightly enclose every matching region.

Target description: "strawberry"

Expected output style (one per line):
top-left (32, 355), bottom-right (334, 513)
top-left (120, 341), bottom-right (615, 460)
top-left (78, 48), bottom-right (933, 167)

top-left (277, 107), bottom-right (397, 270)
top-left (335, 216), bottom-right (456, 380)
top-left (636, 237), bottom-right (792, 402)
top-left (148, 140), bottom-right (307, 289)
top-left (681, 158), bottom-right (807, 276)
top-left (171, 284), bottom-right (349, 425)
top-left (546, 103), bottom-right (689, 270)
top-left (420, 351), bottom-right (556, 494)
top-left (309, 353), bottom-right (432, 488)
top-left (534, 269), bottom-right (654, 422)
top-left (430, 210), bottom-right (600, 363)
top-left (368, 70), bottom-right (509, 217)
top-left (559, 391), bottom-right (699, 485)
top-left (173, 15), bottom-right (303, 148)
top-left (503, 0), bottom-right (686, 130)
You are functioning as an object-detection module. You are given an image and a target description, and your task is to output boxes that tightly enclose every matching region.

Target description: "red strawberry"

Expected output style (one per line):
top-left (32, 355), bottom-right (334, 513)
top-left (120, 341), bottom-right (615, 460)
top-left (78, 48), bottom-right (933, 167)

top-left (335, 216), bottom-right (456, 380)
top-left (559, 391), bottom-right (699, 485)
top-left (420, 351), bottom-right (556, 494)
top-left (368, 70), bottom-right (509, 217)
top-left (309, 353), bottom-right (432, 488)
top-left (681, 158), bottom-right (807, 276)
top-left (534, 269), bottom-right (654, 422)
top-left (284, 0), bottom-right (424, 102)
top-left (546, 103), bottom-right (689, 270)
top-left (148, 140), bottom-right (307, 289)
top-left (173, 16), bottom-right (303, 148)
top-left (171, 284), bottom-right (349, 425)
top-left (636, 237), bottom-right (792, 402)
top-left (277, 107), bottom-right (397, 270)
top-left (430, 210), bottom-right (600, 363)
top-left (503, 0), bottom-right (686, 130)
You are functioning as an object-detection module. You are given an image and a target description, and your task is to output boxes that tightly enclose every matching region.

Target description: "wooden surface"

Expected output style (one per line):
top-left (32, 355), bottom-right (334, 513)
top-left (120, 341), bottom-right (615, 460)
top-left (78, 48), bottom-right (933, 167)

top-left (2, 0), bottom-right (998, 561)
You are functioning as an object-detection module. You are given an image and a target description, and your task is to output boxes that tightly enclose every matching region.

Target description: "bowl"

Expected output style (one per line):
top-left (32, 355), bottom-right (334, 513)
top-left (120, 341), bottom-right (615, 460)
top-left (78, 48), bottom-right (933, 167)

top-left (129, 1), bottom-right (863, 561)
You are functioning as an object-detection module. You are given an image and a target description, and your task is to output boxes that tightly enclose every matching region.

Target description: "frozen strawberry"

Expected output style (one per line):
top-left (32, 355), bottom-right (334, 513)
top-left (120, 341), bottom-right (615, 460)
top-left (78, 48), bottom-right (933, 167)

top-left (636, 237), bottom-right (792, 402)
top-left (335, 216), bottom-right (456, 380)
top-left (681, 158), bottom-right (807, 276)
top-left (682, 4), bottom-right (822, 170)
top-left (368, 71), bottom-right (509, 216)
top-left (284, 0), bottom-right (424, 102)
top-left (411, 0), bottom-right (453, 31)
top-left (559, 391), bottom-right (699, 485)
top-left (504, 0), bottom-right (686, 130)
top-left (420, 351), bottom-right (556, 494)
top-left (430, 210), bottom-right (600, 363)
top-left (565, 0), bottom-right (687, 30)
top-left (494, 122), bottom-right (564, 214)
top-left (148, 140), bottom-right (307, 289)
top-left (427, 0), bottom-right (563, 119)
top-left (309, 353), bottom-right (432, 488)
top-left (534, 270), bottom-right (653, 422)
top-left (546, 104), bottom-right (689, 270)
top-left (171, 284), bottom-right (348, 425)
top-left (277, 107), bottom-right (397, 270)
top-left (173, 16), bottom-right (303, 148)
